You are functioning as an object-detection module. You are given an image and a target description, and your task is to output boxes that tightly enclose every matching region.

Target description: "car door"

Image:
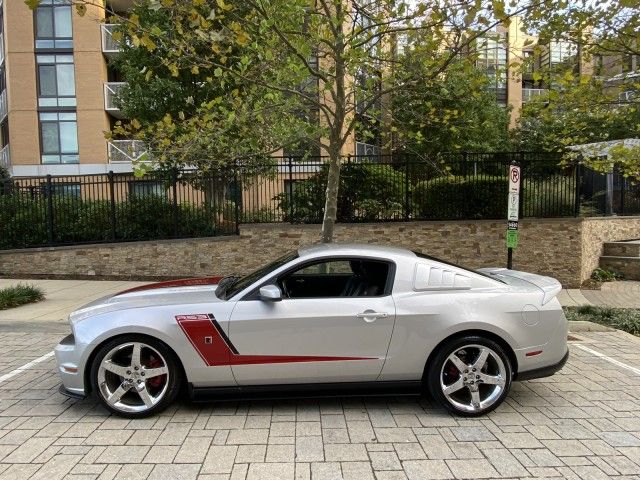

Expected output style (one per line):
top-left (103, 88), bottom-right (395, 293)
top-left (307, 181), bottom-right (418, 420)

top-left (228, 257), bottom-right (397, 385)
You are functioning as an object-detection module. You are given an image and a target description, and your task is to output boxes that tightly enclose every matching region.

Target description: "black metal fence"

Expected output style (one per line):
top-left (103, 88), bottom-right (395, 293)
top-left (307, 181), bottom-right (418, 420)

top-left (1, 153), bottom-right (638, 250)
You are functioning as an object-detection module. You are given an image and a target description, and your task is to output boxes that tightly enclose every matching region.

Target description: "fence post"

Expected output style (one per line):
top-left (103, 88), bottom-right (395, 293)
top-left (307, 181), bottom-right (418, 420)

top-left (108, 170), bottom-right (116, 241)
top-left (45, 174), bottom-right (54, 245)
top-left (519, 151), bottom-right (525, 216)
top-left (288, 157), bottom-right (294, 223)
top-left (404, 155), bottom-right (410, 220)
top-left (234, 164), bottom-right (240, 235)
top-left (172, 169), bottom-right (179, 237)
top-left (574, 163), bottom-right (582, 217)
top-left (620, 174), bottom-right (625, 216)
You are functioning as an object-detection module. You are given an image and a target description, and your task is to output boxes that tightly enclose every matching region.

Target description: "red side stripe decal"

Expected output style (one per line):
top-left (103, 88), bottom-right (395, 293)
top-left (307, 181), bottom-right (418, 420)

top-left (176, 314), bottom-right (374, 366)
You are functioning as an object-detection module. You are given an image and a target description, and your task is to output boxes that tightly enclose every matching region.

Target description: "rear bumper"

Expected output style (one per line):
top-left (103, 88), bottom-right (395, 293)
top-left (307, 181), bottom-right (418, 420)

top-left (516, 349), bottom-right (569, 381)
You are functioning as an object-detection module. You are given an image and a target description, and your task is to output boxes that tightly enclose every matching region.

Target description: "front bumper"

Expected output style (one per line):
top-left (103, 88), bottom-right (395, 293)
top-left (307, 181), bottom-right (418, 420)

top-left (515, 349), bottom-right (569, 381)
top-left (54, 333), bottom-right (87, 397)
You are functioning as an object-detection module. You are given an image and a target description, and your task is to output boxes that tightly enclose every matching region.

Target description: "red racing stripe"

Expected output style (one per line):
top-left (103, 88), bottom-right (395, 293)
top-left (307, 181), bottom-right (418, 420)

top-left (176, 314), bottom-right (375, 366)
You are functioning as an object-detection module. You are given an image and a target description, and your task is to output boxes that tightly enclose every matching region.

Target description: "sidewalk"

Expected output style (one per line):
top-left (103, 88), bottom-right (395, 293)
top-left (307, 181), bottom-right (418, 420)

top-left (0, 278), bottom-right (148, 322)
top-left (1, 278), bottom-right (639, 324)
top-left (558, 281), bottom-right (640, 308)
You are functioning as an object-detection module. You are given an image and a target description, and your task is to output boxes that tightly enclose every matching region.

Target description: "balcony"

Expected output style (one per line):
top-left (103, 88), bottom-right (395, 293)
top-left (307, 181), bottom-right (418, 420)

top-left (0, 144), bottom-right (10, 170)
top-left (108, 140), bottom-right (147, 163)
top-left (619, 90), bottom-right (637, 102)
top-left (522, 88), bottom-right (547, 103)
top-left (104, 82), bottom-right (127, 118)
top-left (101, 24), bottom-right (122, 57)
top-left (0, 89), bottom-right (6, 122)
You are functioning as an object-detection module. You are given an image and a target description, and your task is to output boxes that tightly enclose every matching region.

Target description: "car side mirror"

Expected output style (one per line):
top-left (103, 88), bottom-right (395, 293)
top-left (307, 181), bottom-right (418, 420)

top-left (259, 284), bottom-right (282, 302)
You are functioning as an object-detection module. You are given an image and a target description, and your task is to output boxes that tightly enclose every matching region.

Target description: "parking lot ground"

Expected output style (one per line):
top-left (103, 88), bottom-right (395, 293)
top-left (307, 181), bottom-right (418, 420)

top-left (0, 323), bottom-right (639, 480)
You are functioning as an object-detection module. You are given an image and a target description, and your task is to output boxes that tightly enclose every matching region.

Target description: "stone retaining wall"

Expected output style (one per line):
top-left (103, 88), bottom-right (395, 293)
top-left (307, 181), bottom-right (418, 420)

top-left (1, 217), bottom-right (639, 287)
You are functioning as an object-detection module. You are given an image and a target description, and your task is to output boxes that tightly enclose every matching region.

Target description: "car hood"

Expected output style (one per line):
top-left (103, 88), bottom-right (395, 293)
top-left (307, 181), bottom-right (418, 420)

top-left (69, 277), bottom-right (224, 324)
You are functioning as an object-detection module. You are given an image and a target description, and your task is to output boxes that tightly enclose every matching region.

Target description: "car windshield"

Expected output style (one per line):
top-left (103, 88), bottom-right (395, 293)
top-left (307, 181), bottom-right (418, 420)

top-left (217, 250), bottom-right (299, 300)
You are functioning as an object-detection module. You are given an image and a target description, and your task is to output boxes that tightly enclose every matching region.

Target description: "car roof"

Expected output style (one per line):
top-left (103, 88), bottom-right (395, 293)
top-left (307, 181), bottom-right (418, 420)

top-left (297, 243), bottom-right (418, 260)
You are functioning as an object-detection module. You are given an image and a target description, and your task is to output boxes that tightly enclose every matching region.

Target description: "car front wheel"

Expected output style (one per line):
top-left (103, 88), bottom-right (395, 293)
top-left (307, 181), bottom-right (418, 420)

top-left (91, 336), bottom-right (182, 418)
top-left (427, 336), bottom-right (512, 416)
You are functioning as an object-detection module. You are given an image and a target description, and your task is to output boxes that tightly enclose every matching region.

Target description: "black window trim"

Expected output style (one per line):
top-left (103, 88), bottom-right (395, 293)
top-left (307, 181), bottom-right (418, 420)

top-left (33, 1), bottom-right (74, 51)
top-left (241, 255), bottom-right (397, 301)
top-left (35, 53), bottom-right (77, 108)
top-left (38, 111), bottom-right (79, 164)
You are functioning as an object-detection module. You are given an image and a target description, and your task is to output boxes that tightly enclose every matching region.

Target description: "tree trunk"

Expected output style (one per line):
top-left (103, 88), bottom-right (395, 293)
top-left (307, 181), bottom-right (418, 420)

top-left (319, 0), bottom-right (347, 243)
top-left (321, 151), bottom-right (341, 243)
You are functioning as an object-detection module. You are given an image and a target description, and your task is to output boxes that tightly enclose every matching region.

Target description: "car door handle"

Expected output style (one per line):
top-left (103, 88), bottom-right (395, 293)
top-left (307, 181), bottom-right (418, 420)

top-left (356, 311), bottom-right (388, 322)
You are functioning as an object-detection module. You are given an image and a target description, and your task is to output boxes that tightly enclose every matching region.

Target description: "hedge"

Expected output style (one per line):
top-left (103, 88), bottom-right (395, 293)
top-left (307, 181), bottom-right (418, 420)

top-left (274, 163), bottom-right (407, 223)
top-left (413, 176), bottom-right (508, 220)
top-left (0, 194), bottom-right (228, 249)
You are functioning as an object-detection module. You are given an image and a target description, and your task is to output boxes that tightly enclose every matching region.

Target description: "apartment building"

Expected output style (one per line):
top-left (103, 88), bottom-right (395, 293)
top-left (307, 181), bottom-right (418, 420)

top-left (0, 1), bottom-right (634, 179)
top-left (0, 0), bottom-right (141, 178)
top-left (0, 0), bottom-right (379, 179)
top-left (474, 17), bottom-right (599, 127)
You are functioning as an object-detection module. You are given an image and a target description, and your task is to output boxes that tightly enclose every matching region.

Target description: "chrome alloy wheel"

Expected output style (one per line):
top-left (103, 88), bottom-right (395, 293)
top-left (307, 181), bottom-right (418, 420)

top-left (439, 344), bottom-right (507, 414)
top-left (97, 342), bottom-right (169, 414)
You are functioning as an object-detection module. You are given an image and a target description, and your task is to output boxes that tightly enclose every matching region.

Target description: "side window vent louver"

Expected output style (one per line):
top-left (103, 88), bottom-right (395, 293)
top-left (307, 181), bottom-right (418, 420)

top-left (413, 263), bottom-right (471, 291)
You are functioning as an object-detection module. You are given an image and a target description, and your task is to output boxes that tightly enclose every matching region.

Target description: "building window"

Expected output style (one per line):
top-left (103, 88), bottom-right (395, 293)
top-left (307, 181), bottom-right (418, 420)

top-left (39, 111), bottom-right (78, 164)
top-left (35, 0), bottom-right (73, 50)
top-left (543, 41), bottom-right (577, 68)
top-left (41, 182), bottom-right (81, 198)
top-left (128, 180), bottom-right (166, 198)
top-left (476, 34), bottom-right (508, 105)
top-left (0, 119), bottom-right (8, 148)
top-left (36, 54), bottom-right (76, 107)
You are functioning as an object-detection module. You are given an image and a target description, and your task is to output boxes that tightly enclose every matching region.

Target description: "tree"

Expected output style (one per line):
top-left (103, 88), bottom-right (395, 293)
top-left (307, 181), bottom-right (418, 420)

top-left (27, 0), bottom-right (580, 241)
top-left (391, 53), bottom-right (512, 156)
top-left (109, 0), bottom-right (546, 242)
top-left (513, 73), bottom-right (640, 178)
top-left (519, 1), bottom-right (640, 178)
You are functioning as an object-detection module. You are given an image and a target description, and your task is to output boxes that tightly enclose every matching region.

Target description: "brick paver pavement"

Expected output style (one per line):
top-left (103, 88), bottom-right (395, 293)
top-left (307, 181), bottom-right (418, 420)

top-left (0, 322), bottom-right (639, 479)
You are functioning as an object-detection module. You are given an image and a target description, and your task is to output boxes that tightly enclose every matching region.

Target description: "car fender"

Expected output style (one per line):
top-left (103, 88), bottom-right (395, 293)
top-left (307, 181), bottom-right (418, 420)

top-left (73, 304), bottom-right (237, 388)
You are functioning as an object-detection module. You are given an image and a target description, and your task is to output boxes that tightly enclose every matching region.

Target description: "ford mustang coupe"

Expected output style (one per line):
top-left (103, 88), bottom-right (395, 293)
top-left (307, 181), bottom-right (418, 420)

top-left (55, 244), bottom-right (568, 418)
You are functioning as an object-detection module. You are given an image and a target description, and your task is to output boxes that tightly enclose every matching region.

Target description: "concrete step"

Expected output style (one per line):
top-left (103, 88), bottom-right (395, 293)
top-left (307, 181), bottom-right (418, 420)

top-left (603, 240), bottom-right (640, 257)
top-left (600, 256), bottom-right (640, 280)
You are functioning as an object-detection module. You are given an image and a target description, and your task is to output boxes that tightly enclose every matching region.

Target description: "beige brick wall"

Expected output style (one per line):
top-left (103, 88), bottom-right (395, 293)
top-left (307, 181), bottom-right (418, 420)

top-left (5, 0), bottom-right (39, 166)
top-left (580, 217), bottom-right (640, 282)
top-left (73, 4), bottom-right (110, 165)
top-left (2, 217), bottom-right (628, 287)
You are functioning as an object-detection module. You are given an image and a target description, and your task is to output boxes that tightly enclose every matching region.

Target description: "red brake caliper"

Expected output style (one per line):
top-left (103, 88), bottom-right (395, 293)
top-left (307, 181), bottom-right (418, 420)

top-left (146, 356), bottom-right (166, 388)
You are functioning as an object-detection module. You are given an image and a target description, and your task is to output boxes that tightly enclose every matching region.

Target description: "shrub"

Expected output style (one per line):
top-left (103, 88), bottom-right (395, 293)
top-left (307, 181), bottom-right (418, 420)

top-left (591, 267), bottom-right (623, 282)
top-left (275, 162), bottom-right (407, 223)
top-left (413, 176), bottom-right (508, 220)
top-left (0, 193), bottom-right (223, 249)
top-left (0, 284), bottom-right (45, 310)
top-left (563, 306), bottom-right (640, 336)
top-left (521, 177), bottom-right (576, 217)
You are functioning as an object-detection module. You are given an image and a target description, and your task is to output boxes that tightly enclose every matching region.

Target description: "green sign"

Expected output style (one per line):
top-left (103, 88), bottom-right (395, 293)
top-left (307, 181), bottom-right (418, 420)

top-left (506, 229), bottom-right (519, 248)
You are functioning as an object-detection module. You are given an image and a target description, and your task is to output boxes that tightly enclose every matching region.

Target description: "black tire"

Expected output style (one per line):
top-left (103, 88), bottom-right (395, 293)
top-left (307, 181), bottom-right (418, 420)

top-left (426, 335), bottom-right (512, 417)
top-left (90, 335), bottom-right (182, 418)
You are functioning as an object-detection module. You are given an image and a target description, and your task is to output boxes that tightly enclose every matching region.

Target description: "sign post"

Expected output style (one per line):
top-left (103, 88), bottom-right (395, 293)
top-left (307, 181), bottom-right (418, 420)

top-left (507, 162), bottom-right (521, 269)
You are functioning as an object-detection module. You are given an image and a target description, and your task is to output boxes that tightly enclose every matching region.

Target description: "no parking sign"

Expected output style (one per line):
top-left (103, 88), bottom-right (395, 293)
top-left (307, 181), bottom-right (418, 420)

top-left (507, 164), bottom-right (521, 253)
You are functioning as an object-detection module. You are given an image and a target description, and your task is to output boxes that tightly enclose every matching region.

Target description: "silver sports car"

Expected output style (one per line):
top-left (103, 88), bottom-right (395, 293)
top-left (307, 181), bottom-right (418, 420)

top-left (55, 244), bottom-right (568, 418)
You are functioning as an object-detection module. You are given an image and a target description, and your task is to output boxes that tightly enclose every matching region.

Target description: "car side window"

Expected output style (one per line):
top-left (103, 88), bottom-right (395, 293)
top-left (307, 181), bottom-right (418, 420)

top-left (279, 258), bottom-right (392, 299)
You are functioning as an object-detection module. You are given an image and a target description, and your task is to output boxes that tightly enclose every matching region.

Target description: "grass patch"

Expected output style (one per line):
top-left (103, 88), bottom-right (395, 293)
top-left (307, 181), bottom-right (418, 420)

top-left (563, 305), bottom-right (640, 336)
top-left (0, 284), bottom-right (45, 310)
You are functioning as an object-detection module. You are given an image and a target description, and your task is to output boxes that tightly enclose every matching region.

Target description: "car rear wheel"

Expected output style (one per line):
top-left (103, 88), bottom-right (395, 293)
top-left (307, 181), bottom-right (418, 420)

top-left (90, 336), bottom-right (182, 418)
top-left (427, 336), bottom-right (512, 416)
